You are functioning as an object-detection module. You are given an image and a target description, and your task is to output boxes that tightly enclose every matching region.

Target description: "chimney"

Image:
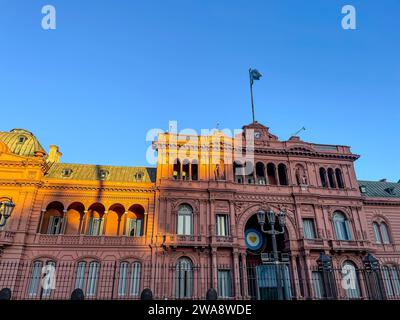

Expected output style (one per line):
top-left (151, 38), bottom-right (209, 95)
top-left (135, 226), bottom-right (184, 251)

top-left (47, 145), bottom-right (62, 163)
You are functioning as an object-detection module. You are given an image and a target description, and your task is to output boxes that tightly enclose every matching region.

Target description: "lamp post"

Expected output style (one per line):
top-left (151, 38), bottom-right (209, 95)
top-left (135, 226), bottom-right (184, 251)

top-left (0, 198), bottom-right (15, 228)
top-left (256, 206), bottom-right (286, 300)
top-left (256, 207), bottom-right (286, 261)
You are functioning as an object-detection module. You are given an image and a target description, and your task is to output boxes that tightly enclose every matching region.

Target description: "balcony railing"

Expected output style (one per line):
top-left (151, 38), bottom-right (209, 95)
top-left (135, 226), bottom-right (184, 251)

top-left (0, 231), bottom-right (16, 245)
top-left (34, 234), bottom-right (147, 246)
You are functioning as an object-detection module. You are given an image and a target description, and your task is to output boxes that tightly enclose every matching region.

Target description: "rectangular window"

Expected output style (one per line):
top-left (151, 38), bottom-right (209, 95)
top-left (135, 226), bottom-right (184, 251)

top-left (130, 263), bottom-right (141, 296)
top-left (47, 216), bottom-right (63, 235)
top-left (177, 214), bottom-right (192, 235)
top-left (311, 271), bottom-right (325, 299)
top-left (126, 218), bottom-right (143, 237)
top-left (86, 262), bottom-right (99, 297)
top-left (218, 270), bottom-right (232, 298)
top-left (334, 220), bottom-right (351, 241)
top-left (75, 262), bottom-right (86, 291)
top-left (87, 218), bottom-right (103, 236)
top-left (372, 223), bottom-right (381, 243)
top-left (28, 261), bottom-right (43, 297)
top-left (216, 215), bottom-right (229, 236)
top-left (118, 262), bottom-right (128, 296)
top-left (303, 219), bottom-right (316, 239)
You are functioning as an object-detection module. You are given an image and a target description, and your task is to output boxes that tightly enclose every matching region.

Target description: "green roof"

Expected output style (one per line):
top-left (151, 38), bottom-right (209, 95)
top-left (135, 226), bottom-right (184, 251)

top-left (358, 180), bottom-right (400, 199)
top-left (45, 163), bottom-right (156, 183)
top-left (0, 129), bottom-right (46, 157)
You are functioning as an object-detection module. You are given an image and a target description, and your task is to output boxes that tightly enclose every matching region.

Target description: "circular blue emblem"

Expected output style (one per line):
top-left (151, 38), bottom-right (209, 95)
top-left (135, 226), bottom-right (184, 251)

top-left (245, 228), bottom-right (264, 251)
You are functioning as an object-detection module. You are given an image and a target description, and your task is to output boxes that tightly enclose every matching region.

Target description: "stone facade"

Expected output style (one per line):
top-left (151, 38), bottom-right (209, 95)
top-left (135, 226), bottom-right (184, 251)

top-left (0, 123), bottom-right (399, 300)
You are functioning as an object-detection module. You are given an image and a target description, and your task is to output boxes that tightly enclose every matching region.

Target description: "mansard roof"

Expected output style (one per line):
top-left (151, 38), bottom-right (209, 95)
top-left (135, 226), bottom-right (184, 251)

top-left (45, 162), bottom-right (156, 183)
top-left (0, 128), bottom-right (46, 157)
top-left (358, 180), bottom-right (400, 199)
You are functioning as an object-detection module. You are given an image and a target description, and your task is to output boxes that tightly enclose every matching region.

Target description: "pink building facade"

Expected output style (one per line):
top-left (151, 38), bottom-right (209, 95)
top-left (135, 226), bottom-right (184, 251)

top-left (0, 122), bottom-right (399, 300)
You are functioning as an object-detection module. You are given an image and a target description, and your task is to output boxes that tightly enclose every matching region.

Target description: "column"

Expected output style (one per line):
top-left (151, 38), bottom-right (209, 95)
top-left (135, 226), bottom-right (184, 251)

top-left (80, 210), bottom-right (88, 234)
top-left (38, 209), bottom-right (46, 233)
top-left (233, 249), bottom-right (241, 298)
top-left (240, 252), bottom-right (249, 298)
top-left (211, 248), bottom-right (218, 290)
top-left (61, 209), bottom-right (68, 234)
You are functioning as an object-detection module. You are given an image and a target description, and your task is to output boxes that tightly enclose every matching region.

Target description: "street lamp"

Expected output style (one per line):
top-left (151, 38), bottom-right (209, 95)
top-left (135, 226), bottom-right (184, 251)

top-left (256, 206), bottom-right (287, 300)
top-left (256, 207), bottom-right (286, 262)
top-left (0, 198), bottom-right (15, 227)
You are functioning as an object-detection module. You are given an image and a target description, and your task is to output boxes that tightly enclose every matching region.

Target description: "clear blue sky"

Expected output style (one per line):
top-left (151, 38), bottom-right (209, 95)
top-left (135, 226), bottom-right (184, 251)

top-left (1, 0), bottom-right (399, 181)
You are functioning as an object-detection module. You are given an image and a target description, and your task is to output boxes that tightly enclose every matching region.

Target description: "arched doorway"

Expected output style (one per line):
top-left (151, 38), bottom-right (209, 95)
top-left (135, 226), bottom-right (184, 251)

top-left (244, 213), bottom-right (292, 300)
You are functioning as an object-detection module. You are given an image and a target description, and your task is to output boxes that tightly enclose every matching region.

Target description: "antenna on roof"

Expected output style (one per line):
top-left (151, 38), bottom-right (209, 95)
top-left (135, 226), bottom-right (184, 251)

top-left (292, 126), bottom-right (306, 137)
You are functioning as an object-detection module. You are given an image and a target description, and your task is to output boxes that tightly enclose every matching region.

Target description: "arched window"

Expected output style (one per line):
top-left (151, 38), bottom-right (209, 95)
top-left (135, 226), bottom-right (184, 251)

top-left (191, 160), bottom-right (198, 181)
top-left (327, 168), bottom-right (336, 188)
top-left (65, 202), bottom-right (85, 235)
top-left (175, 257), bottom-right (193, 298)
top-left (177, 204), bottom-right (193, 235)
top-left (319, 168), bottom-right (328, 188)
top-left (126, 204), bottom-right (145, 237)
top-left (278, 163), bottom-right (288, 186)
top-left (182, 159), bottom-right (190, 180)
top-left (335, 168), bottom-right (345, 189)
top-left (118, 262), bottom-right (141, 297)
top-left (28, 260), bottom-right (56, 297)
top-left (372, 222), bottom-right (381, 244)
top-left (267, 163), bottom-right (277, 185)
top-left (173, 159), bottom-right (181, 180)
top-left (74, 260), bottom-right (100, 297)
top-left (382, 265), bottom-right (400, 298)
top-left (255, 162), bottom-right (266, 185)
top-left (333, 212), bottom-right (351, 241)
top-left (40, 201), bottom-right (64, 234)
top-left (380, 223), bottom-right (391, 244)
top-left (341, 261), bottom-right (361, 299)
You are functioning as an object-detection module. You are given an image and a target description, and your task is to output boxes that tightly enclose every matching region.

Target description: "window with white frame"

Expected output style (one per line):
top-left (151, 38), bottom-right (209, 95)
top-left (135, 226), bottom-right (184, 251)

top-left (372, 222), bottom-right (382, 244)
top-left (177, 205), bottom-right (193, 235)
top-left (175, 257), bottom-right (193, 298)
top-left (28, 260), bottom-right (56, 297)
top-left (380, 223), bottom-right (391, 244)
top-left (216, 214), bottom-right (229, 236)
top-left (47, 216), bottom-right (63, 235)
top-left (382, 265), bottom-right (400, 298)
top-left (126, 218), bottom-right (143, 237)
top-left (118, 262), bottom-right (141, 297)
top-left (303, 218), bottom-right (316, 239)
top-left (87, 217), bottom-right (103, 236)
top-left (311, 271), bottom-right (325, 299)
top-left (75, 261), bottom-right (86, 290)
top-left (333, 212), bottom-right (351, 241)
top-left (218, 270), bottom-right (232, 298)
top-left (28, 261), bottom-right (43, 297)
top-left (86, 261), bottom-right (99, 297)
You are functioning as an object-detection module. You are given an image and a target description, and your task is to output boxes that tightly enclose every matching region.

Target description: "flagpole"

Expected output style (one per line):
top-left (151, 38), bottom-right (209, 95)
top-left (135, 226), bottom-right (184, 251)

top-left (249, 68), bottom-right (255, 123)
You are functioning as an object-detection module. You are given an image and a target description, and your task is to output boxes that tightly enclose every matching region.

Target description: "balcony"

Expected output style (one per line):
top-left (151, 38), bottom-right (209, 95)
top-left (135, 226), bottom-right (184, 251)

top-left (163, 234), bottom-right (206, 248)
top-left (0, 231), bottom-right (16, 246)
top-left (328, 239), bottom-right (371, 252)
top-left (301, 238), bottom-right (327, 249)
top-left (34, 234), bottom-right (148, 246)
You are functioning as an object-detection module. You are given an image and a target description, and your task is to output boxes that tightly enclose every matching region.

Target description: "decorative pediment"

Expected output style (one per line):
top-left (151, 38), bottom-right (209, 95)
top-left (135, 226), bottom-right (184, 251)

top-left (241, 121), bottom-right (278, 142)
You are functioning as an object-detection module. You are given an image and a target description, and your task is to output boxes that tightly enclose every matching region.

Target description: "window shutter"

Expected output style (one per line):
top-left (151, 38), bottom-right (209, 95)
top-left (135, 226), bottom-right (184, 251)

top-left (47, 216), bottom-right (54, 234)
